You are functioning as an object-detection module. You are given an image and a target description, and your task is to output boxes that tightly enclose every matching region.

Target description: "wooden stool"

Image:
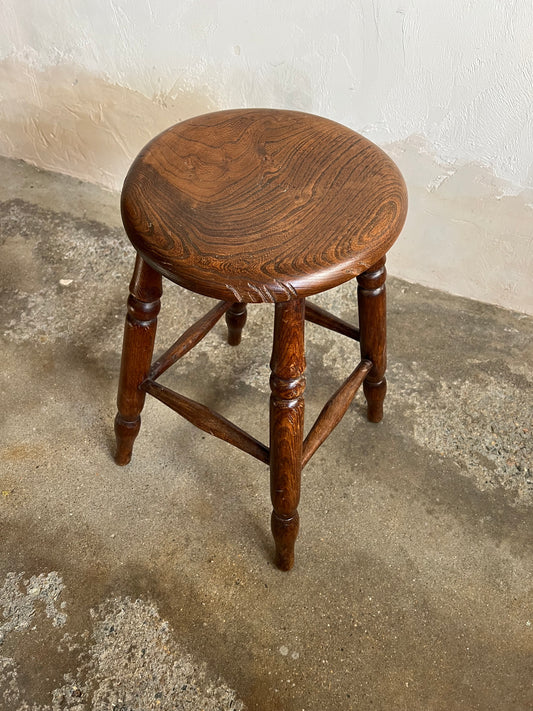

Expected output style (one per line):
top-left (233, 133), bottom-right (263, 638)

top-left (115, 109), bottom-right (407, 570)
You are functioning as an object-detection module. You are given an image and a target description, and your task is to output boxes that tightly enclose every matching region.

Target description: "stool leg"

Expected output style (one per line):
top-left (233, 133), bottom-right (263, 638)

top-left (269, 299), bottom-right (306, 571)
top-left (114, 255), bottom-right (162, 465)
top-left (357, 257), bottom-right (387, 423)
top-left (226, 302), bottom-right (247, 345)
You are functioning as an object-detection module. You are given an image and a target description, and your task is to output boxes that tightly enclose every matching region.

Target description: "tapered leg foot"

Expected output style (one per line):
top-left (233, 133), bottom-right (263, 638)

top-left (271, 512), bottom-right (300, 571)
top-left (363, 379), bottom-right (387, 423)
top-left (269, 299), bottom-right (306, 571)
top-left (226, 303), bottom-right (247, 345)
top-left (114, 254), bottom-right (162, 464)
top-left (357, 258), bottom-right (387, 423)
top-left (114, 414), bottom-right (140, 465)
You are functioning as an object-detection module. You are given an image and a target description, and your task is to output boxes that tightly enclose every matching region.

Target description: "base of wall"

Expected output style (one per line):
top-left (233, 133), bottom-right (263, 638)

top-left (0, 59), bottom-right (214, 190)
top-left (1, 60), bottom-right (531, 314)
top-left (386, 136), bottom-right (533, 315)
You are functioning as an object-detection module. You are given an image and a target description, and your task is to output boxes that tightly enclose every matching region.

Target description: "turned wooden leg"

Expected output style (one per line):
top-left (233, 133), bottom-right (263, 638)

top-left (269, 299), bottom-right (306, 571)
top-left (115, 254), bottom-right (162, 465)
top-left (357, 257), bottom-right (387, 423)
top-left (226, 302), bottom-right (247, 345)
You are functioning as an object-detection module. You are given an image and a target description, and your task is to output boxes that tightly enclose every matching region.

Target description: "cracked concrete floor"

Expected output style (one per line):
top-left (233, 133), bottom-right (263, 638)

top-left (0, 156), bottom-right (532, 710)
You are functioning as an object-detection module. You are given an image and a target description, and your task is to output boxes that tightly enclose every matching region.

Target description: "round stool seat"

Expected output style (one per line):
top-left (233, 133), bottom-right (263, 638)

top-left (121, 109), bottom-right (407, 303)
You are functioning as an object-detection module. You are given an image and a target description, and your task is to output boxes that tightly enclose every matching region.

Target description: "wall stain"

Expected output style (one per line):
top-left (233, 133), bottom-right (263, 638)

top-left (0, 59), bottom-right (215, 191)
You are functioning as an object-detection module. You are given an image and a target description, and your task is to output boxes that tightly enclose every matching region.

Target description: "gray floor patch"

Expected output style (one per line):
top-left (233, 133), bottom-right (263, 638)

top-left (388, 364), bottom-right (533, 504)
top-left (0, 572), bottom-right (67, 644)
top-left (0, 572), bottom-right (244, 711)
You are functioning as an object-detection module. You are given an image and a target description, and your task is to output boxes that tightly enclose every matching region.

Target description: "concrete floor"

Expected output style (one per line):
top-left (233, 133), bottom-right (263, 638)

top-left (0, 156), bottom-right (532, 710)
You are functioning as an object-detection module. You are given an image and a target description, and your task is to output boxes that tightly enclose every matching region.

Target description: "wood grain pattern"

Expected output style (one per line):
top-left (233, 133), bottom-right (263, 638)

top-left (226, 302), bottom-right (247, 345)
top-left (305, 300), bottom-right (360, 341)
top-left (121, 109), bottom-right (407, 303)
top-left (149, 300), bottom-right (230, 380)
top-left (357, 258), bottom-right (387, 422)
top-left (115, 255), bottom-right (162, 465)
top-left (302, 359), bottom-right (372, 467)
top-left (142, 379), bottom-right (269, 464)
top-left (269, 299), bottom-right (306, 570)
top-left (115, 109), bottom-right (408, 570)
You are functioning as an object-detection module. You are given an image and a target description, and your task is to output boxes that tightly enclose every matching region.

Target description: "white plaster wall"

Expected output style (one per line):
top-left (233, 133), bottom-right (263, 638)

top-left (0, 1), bottom-right (532, 313)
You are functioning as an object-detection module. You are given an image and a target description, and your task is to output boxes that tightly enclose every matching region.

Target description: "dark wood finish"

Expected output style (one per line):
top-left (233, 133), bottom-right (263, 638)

top-left (305, 300), bottom-right (360, 341)
top-left (226, 303), bottom-right (247, 346)
top-left (142, 379), bottom-right (269, 463)
top-left (121, 109), bottom-right (407, 303)
top-left (115, 255), bottom-right (162, 465)
top-left (269, 299), bottom-right (306, 570)
top-left (150, 300), bottom-right (230, 380)
top-left (302, 359), bottom-right (372, 467)
top-left (357, 258), bottom-right (387, 423)
top-left (115, 109), bottom-right (408, 571)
